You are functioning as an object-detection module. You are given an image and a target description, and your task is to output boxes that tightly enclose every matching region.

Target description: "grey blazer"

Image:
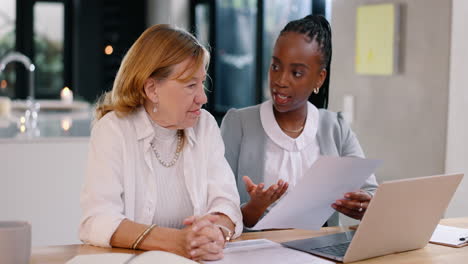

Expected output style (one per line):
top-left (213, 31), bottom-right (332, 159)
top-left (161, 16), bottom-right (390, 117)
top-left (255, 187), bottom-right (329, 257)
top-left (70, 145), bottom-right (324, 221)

top-left (220, 104), bottom-right (378, 226)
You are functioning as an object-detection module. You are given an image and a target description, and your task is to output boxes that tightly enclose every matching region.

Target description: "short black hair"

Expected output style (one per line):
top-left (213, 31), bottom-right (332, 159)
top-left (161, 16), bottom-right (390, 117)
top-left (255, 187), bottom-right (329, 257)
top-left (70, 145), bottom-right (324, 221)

top-left (280, 15), bottom-right (332, 109)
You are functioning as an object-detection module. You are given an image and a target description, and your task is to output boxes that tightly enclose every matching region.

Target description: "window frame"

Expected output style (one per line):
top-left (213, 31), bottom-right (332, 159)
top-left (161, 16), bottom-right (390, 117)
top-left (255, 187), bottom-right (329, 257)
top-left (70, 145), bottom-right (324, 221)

top-left (190, 0), bottom-right (326, 121)
top-left (15, 0), bottom-right (72, 99)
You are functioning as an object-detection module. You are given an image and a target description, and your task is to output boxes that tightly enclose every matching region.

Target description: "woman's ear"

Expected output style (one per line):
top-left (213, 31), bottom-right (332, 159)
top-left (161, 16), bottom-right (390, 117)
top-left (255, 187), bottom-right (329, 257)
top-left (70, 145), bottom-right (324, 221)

top-left (144, 77), bottom-right (158, 103)
top-left (316, 68), bottom-right (327, 89)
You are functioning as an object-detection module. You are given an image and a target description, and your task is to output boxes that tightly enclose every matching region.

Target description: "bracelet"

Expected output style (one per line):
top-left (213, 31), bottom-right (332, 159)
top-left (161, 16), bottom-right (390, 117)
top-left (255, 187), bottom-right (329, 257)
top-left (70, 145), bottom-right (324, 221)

top-left (132, 224), bottom-right (157, 250)
top-left (214, 224), bottom-right (233, 243)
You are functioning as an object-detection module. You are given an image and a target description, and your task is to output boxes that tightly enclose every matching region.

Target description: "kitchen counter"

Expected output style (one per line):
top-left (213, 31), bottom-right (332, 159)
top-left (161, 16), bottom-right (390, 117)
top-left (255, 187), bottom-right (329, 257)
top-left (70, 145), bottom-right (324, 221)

top-left (0, 102), bottom-right (92, 142)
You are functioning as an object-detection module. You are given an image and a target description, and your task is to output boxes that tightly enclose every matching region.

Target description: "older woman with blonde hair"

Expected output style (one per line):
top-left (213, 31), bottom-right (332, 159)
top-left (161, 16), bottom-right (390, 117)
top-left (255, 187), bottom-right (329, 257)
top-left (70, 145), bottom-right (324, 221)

top-left (79, 24), bottom-right (242, 261)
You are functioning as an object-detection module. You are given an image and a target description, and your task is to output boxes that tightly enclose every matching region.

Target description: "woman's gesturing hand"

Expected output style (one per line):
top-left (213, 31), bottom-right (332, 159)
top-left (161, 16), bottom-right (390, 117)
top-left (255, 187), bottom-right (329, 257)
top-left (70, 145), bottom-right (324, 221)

top-left (332, 190), bottom-right (372, 220)
top-left (241, 175), bottom-right (289, 227)
top-left (243, 175), bottom-right (289, 211)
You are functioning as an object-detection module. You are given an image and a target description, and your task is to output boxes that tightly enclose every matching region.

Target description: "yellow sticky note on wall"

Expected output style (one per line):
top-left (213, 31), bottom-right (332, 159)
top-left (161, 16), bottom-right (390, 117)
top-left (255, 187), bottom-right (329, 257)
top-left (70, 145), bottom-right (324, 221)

top-left (355, 4), bottom-right (398, 75)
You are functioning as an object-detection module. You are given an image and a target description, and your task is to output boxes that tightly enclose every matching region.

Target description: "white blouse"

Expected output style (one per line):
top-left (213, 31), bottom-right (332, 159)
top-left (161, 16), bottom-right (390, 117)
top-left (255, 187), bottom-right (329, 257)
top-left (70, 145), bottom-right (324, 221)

top-left (260, 100), bottom-right (321, 187)
top-left (148, 117), bottom-right (193, 229)
top-left (80, 107), bottom-right (243, 248)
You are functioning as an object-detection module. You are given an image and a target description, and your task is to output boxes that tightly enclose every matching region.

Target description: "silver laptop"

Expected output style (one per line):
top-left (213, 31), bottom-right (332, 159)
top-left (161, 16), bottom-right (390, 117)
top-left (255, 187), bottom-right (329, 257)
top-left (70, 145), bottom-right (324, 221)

top-left (282, 173), bottom-right (464, 263)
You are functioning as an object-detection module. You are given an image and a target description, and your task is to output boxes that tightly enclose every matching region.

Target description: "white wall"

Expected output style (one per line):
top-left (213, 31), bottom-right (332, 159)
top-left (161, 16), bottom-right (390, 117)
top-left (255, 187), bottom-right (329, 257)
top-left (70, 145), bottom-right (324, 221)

top-left (0, 140), bottom-right (88, 246)
top-left (445, 0), bottom-right (468, 218)
top-left (331, 0), bottom-right (456, 224)
top-left (330, 0), bottom-right (451, 183)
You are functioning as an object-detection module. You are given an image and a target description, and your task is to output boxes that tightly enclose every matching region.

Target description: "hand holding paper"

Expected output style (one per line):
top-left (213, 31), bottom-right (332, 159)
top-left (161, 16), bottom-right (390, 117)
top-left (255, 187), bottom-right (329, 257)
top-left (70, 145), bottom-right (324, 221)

top-left (333, 190), bottom-right (372, 220)
top-left (252, 156), bottom-right (382, 230)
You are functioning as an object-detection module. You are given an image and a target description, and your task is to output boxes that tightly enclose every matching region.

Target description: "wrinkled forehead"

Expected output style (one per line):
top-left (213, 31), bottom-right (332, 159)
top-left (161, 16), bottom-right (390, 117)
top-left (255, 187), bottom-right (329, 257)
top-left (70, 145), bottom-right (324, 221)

top-left (170, 52), bottom-right (208, 82)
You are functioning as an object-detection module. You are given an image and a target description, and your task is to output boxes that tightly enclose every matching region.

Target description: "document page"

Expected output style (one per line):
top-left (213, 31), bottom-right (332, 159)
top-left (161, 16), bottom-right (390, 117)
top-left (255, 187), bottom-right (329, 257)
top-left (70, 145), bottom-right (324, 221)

top-left (67, 251), bottom-right (198, 264)
top-left (66, 253), bottom-right (134, 264)
top-left (253, 156), bottom-right (382, 230)
top-left (430, 224), bottom-right (468, 247)
top-left (205, 239), bottom-right (333, 264)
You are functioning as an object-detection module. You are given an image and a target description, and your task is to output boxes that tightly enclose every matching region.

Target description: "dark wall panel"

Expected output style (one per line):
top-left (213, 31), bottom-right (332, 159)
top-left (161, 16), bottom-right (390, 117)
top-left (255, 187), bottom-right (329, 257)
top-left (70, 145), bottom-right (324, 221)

top-left (74, 0), bottom-right (146, 103)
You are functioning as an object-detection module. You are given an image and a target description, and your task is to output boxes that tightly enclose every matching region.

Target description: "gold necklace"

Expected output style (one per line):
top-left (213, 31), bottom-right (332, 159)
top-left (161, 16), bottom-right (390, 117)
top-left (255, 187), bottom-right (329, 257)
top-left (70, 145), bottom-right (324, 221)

top-left (150, 130), bottom-right (183, 167)
top-left (278, 119), bottom-right (306, 133)
top-left (280, 125), bottom-right (304, 133)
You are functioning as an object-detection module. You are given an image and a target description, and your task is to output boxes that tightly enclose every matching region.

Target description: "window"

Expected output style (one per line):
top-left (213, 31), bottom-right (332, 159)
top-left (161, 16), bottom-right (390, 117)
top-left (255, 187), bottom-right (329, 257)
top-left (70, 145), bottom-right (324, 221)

top-left (194, 3), bottom-right (211, 48)
top-left (194, 3), bottom-right (212, 95)
top-left (0, 0), bottom-right (16, 98)
top-left (4, 0), bottom-right (146, 102)
top-left (325, 0), bottom-right (332, 21)
top-left (191, 0), bottom-right (326, 120)
top-left (214, 0), bottom-right (257, 112)
top-left (262, 0), bottom-right (312, 101)
top-left (11, 0), bottom-right (71, 100)
top-left (34, 2), bottom-right (65, 98)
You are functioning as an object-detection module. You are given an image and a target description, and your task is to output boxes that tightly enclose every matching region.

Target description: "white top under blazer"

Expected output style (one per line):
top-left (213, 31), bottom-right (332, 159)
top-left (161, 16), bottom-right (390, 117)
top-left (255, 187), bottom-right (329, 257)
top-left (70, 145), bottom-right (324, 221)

top-left (260, 100), bottom-right (321, 187)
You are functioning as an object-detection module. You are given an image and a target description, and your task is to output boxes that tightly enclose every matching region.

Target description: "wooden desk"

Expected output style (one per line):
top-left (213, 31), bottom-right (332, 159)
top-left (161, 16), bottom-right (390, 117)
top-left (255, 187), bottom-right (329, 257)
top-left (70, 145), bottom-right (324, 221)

top-left (31, 217), bottom-right (468, 264)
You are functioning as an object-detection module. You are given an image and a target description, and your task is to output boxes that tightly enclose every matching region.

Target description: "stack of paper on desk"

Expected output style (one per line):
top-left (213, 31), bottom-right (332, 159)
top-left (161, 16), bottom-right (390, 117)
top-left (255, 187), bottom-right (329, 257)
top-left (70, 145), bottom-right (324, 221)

top-left (67, 240), bottom-right (333, 264)
top-left (206, 239), bottom-right (333, 264)
top-left (430, 224), bottom-right (468, 247)
top-left (66, 251), bottom-right (198, 264)
top-left (252, 156), bottom-right (382, 230)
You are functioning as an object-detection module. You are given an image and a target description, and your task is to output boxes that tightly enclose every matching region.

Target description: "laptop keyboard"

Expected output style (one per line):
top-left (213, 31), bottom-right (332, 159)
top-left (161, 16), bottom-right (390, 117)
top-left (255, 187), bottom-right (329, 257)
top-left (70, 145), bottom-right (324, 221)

top-left (312, 242), bottom-right (351, 257)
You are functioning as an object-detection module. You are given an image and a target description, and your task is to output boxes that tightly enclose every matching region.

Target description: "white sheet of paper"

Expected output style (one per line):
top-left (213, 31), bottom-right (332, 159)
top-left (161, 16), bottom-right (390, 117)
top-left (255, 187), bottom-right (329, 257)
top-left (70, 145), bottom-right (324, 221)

top-left (66, 251), bottom-right (198, 264)
top-left (252, 156), bottom-right (382, 230)
top-left (66, 253), bottom-right (134, 264)
top-left (205, 239), bottom-right (334, 264)
top-left (430, 224), bottom-right (468, 246)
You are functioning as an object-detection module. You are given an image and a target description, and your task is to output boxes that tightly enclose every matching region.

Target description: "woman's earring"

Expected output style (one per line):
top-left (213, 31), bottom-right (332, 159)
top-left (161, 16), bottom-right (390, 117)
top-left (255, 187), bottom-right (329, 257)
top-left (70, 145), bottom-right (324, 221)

top-left (313, 87), bottom-right (319, 94)
top-left (153, 102), bottom-right (158, 113)
top-left (152, 94), bottom-right (159, 113)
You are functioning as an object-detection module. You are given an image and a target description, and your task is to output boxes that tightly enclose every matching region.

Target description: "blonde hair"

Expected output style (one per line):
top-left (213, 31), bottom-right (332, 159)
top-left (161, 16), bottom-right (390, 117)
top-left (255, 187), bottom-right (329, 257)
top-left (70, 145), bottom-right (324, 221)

top-left (95, 24), bottom-right (210, 120)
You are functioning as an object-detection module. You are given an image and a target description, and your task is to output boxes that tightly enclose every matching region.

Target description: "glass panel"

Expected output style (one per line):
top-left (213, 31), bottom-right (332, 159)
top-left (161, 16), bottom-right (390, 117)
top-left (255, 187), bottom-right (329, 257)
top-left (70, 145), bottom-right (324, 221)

top-left (0, 0), bottom-right (16, 98)
top-left (195, 4), bottom-right (210, 47)
top-left (262, 0), bottom-right (312, 101)
top-left (215, 0), bottom-right (257, 112)
top-left (34, 2), bottom-right (64, 98)
top-left (326, 0), bottom-right (333, 21)
top-left (195, 4), bottom-right (212, 95)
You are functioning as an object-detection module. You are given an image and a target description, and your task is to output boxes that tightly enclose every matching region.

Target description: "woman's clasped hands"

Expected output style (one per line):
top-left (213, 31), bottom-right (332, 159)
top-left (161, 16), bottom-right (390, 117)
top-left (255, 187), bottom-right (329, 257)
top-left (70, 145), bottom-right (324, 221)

top-left (179, 214), bottom-right (226, 261)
